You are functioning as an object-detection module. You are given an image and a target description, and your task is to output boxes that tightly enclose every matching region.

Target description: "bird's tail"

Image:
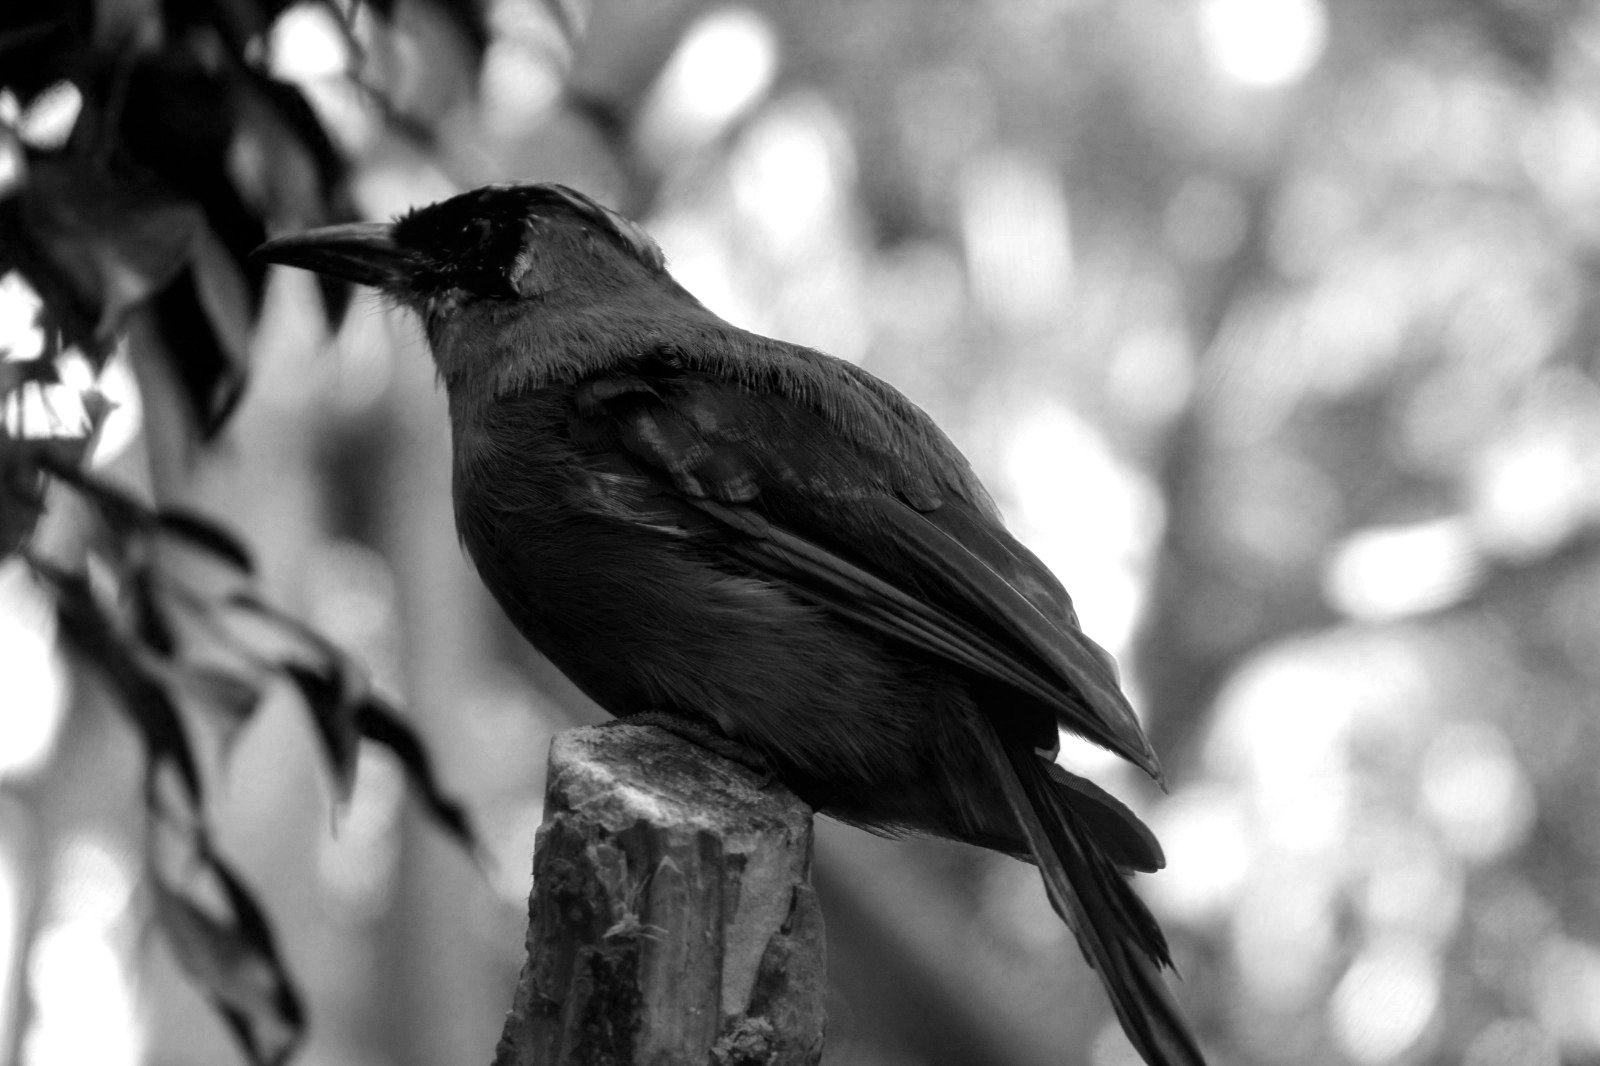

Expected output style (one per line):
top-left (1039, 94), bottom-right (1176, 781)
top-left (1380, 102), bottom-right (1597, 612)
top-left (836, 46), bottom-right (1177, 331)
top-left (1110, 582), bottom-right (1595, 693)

top-left (972, 716), bottom-right (1207, 1066)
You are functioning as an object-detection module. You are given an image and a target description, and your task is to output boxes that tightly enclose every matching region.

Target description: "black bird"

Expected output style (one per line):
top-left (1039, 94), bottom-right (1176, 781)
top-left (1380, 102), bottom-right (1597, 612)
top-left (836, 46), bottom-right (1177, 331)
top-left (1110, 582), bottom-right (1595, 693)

top-left (254, 183), bottom-right (1206, 1066)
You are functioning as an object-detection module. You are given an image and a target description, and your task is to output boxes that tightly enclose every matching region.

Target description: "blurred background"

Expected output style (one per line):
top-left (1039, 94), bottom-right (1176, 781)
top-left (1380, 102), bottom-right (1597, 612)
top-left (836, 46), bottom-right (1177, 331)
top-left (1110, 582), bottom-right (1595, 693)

top-left (5, 0), bottom-right (1600, 1063)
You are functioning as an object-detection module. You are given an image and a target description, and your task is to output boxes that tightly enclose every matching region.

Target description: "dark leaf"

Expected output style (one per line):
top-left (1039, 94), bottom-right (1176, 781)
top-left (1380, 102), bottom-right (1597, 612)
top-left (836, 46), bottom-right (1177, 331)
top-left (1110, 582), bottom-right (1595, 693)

top-left (1, 357), bottom-right (62, 388)
top-left (234, 74), bottom-right (356, 328)
top-left (35, 452), bottom-right (152, 535)
top-left (227, 590), bottom-right (344, 659)
top-left (0, 204), bottom-right (15, 279)
top-left (356, 695), bottom-right (478, 851)
top-left (150, 266), bottom-right (251, 438)
top-left (112, 56), bottom-right (272, 309)
top-left (189, 178), bottom-right (271, 315)
top-left (43, 562), bottom-right (204, 803)
top-left (155, 508), bottom-right (256, 573)
top-left (0, 434), bottom-right (51, 555)
top-left (18, 158), bottom-right (204, 357)
top-left (80, 384), bottom-right (116, 428)
top-left (0, 195), bottom-right (100, 361)
top-left (38, 457), bottom-right (256, 576)
top-left (0, 9), bottom-right (84, 105)
top-left (131, 565), bottom-right (178, 655)
top-left (281, 659), bottom-right (360, 799)
top-left (419, 0), bottom-right (490, 60)
top-left (190, 225), bottom-right (254, 391)
top-left (539, 0), bottom-right (583, 53)
top-left (229, 592), bottom-right (472, 840)
top-left (316, 275), bottom-right (355, 329)
top-left (151, 842), bottom-right (305, 1066)
top-left (113, 56), bottom-right (236, 183)
top-left (178, 664), bottom-right (266, 755)
top-left (158, 0), bottom-right (270, 65)
top-left (243, 73), bottom-right (347, 200)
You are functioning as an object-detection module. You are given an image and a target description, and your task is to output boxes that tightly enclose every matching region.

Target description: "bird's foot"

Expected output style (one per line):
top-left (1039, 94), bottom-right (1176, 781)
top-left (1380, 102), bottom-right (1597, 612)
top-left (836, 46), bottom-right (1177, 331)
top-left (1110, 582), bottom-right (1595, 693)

top-left (610, 712), bottom-right (778, 785)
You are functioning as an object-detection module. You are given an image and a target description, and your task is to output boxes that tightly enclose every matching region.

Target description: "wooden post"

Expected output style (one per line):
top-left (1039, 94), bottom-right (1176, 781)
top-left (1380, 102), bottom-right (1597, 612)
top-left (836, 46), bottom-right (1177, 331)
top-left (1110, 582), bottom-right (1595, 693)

top-left (491, 724), bottom-right (826, 1066)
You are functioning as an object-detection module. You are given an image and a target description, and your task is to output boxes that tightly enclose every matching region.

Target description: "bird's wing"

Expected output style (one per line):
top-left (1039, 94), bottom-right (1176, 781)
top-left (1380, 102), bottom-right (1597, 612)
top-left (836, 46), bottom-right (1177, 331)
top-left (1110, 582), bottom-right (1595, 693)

top-left (566, 356), bottom-right (1163, 782)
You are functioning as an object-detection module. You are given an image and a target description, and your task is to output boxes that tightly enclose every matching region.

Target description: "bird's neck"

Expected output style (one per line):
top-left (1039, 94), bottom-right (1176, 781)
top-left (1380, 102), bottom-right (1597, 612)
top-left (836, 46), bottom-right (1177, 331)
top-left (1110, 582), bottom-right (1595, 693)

top-left (425, 284), bottom-right (729, 407)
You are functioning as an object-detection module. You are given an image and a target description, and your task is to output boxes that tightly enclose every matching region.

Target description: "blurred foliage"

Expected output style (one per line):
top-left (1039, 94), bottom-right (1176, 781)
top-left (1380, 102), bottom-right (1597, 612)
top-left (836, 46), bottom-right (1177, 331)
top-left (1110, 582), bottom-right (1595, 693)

top-left (0, 0), bottom-right (486, 1061)
top-left (5, 0), bottom-right (1600, 1065)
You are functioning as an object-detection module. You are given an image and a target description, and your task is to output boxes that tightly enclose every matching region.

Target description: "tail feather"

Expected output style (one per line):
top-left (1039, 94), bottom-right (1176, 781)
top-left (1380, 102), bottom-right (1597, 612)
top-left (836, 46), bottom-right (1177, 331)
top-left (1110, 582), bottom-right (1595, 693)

top-left (1047, 762), bottom-right (1166, 874)
top-left (972, 717), bottom-right (1207, 1066)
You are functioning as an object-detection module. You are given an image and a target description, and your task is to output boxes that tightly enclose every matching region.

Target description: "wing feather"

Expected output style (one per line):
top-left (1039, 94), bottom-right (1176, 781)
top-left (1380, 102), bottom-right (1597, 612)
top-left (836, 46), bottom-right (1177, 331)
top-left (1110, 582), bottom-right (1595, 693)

top-left (568, 358), bottom-right (1163, 781)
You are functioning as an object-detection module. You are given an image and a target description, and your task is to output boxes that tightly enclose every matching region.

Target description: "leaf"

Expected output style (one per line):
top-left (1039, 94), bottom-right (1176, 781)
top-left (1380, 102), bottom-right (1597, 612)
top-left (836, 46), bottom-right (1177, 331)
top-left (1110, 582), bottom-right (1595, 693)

top-left (37, 457), bottom-right (257, 576)
top-left (18, 158), bottom-right (204, 353)
top-left (43, 562), bottom-right (204, 803)
top-left (243, 73), bottom-right (347, 201)
top-left (316, 275), bottom-right (355, 330)
top-left (0, 431), bottom-right (91, 555)
top-left (0, 14), bottom-right (82, 105)
top-left (419, 0), bottom-right (490, 61)
top-left (227, 590), bottom-right (343, 659)
top-left (539, 0), bottom-right (584, 53)
top-left (114, 55), bottom-right (272, 312)
top-left (0, 439), bottom-right (47, 557)
top-left (356, 695), bottom-right (477, 852)
top-left (131, 565), bottom-right (178, 656)
top-left (150, 267), bottom-right (250, 438)
top-left (158, 0), bottom-right (270, 65)
top-left (176, 663), bottom-right (266, 756)
top-left (188, 227), bottom-right (254, 428)
top-left (0, 357), bottom-right (63, 388)
top-left (227, 591), bottom-right (475, 844)
top-left (35, 452), bottom-right (153, 536)
top-left (281, 659), bottom-right (361, 800)
top-left (151, 842), bottom-right (305, 1066)
top-left (233, 74), bottom-right (356, 328)
top-left (155, 508), bottom-right (256, 573)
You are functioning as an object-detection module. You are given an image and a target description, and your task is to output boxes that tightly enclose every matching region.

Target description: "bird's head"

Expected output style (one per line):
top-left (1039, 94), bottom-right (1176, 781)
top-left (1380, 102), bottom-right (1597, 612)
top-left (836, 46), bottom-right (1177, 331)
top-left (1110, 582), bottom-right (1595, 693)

top-left (253, 183), bottom-right (669, 330)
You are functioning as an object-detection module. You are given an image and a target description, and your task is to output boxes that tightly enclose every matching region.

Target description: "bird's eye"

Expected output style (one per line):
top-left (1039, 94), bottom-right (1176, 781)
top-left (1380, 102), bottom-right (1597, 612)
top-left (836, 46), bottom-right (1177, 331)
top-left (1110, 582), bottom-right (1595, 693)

top-left (457, 218), bottom-right (493, 247)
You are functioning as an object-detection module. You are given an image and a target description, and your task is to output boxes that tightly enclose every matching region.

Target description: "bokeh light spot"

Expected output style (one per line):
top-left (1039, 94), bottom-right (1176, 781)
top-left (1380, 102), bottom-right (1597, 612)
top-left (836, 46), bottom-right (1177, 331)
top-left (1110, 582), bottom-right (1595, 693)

top-left (1199, 0), bottom-right (1327, 88)
top-left (1418, 721), bottom-right (1535, 863)
top-left (959, 150), bottom-right (1074, 327)
top-left (1537, 939), bottom-right (1600, 1052)
top-left (1322, 517), bottom-right (1482, 621)
top-left (642, 7), bottom-right (777, 147)
top-left (1147, 785), bottom-right (1251, 924)
top-left (1330, 938), bottom-right (1440, 1063)
top-left (24, 835), bottom-right (142, 1066)
top-left (729, 95), bottom-right (854, 257)
top-left (1359, 827), bottom-right (1463, 944)
top-left (18, 82), bottom-right (81, 150)
top-left (1233, 865), bottom-right (1337, 1009)
top-left (1470, 428), bottom-right (1595, 561)
top-left (0, 272), bottom-right (45, 361)
top-left (0, 561), bottom-right (66, 782)
top-left (1464, 1019), bottom-right (1559, 1066)
top-left (88, 351), bottom-right (142, 467)
top-left (269, 3), bottom-right (351, 82)
top-left (1001, 403), bottom-right (1163, 659)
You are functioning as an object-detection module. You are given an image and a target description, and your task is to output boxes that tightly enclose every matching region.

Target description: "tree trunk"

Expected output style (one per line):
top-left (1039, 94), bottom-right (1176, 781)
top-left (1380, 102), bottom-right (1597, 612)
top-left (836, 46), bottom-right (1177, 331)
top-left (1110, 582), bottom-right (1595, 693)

top-left (492, 724), bottom-right (826, 1066)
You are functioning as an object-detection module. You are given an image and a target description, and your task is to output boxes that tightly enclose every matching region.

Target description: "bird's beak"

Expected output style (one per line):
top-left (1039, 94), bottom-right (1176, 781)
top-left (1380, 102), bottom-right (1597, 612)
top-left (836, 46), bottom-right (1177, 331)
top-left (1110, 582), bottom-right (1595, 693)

top-left (252, 222), bottom-right (410, 289)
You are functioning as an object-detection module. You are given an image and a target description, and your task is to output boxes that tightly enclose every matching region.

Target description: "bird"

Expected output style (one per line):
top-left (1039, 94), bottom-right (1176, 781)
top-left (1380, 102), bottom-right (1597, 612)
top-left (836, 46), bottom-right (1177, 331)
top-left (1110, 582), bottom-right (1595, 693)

top-left (253, 182), bottom-right (1206, 1066)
